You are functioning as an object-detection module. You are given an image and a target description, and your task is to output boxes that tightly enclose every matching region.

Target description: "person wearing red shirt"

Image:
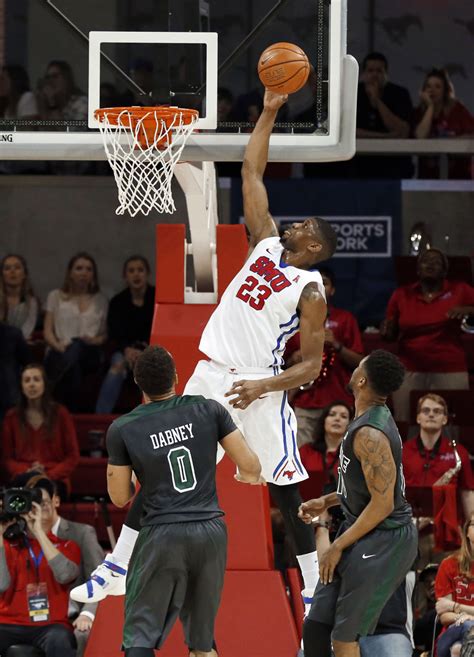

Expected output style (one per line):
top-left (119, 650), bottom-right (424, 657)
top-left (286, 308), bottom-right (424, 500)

top-left (414, 68), bottom-right (474, 180)
top-left (2, 364), bottom-right (80, 498)
top-left (0, 480), bottom-right (81, 657)
top-left (434, 517), bottom-right (474, 657)
top-left (287, 267), bottom-right (364, 447)
top-left (299, 401), bottom-right (352, 485)
top-left (382, 249), bottom-right (474, 422)
top-left (403, 393), bottom-right (474, 521)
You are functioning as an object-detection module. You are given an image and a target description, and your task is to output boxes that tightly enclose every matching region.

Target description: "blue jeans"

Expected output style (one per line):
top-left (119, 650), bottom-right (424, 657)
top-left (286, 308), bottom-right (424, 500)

top-left (437, 620), bottom-right (474, 657)
top-left (359, 632), bottom-right (413, 657)
top-left (95, 351), bottom-right (127, 413)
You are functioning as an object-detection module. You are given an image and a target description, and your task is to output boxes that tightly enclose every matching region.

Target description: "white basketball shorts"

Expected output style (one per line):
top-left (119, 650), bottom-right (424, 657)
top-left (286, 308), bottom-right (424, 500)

top-left (183, 360), bottom-right (308, 486)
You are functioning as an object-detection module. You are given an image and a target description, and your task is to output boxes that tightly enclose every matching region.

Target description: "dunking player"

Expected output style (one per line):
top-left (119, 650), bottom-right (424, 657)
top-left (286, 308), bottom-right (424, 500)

top-left (298, 350), bottom-right (418, 657)
top-left (72, 90), bottom-right (337, 610)
top-left (106, 346), bottom-right (262, 657)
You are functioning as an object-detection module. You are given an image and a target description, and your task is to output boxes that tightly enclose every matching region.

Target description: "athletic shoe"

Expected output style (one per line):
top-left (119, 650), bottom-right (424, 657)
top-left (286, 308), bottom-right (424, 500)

top-left (70, 554), bottom-right (127, 603)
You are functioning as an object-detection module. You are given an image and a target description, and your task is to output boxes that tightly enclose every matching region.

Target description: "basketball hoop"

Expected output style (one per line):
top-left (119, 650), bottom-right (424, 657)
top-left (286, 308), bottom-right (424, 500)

top-left (94, 106), bottom-right (199, 217)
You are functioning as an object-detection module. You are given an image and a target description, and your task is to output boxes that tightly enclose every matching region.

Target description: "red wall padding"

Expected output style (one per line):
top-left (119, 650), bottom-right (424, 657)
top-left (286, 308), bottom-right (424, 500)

top-left (216, 455), bottom-right (273, 570)
top-left (85, 570), bottom-right (299, 657)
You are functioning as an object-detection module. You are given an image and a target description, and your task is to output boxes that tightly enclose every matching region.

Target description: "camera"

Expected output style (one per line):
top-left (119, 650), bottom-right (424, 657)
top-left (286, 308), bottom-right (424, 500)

top-left (0, 487), bottom-right (43, 523)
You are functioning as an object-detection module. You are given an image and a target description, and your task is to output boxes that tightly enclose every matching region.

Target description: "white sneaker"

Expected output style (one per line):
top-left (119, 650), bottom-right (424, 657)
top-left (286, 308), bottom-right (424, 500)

top-left (70, 555), bottom-right (127, 603)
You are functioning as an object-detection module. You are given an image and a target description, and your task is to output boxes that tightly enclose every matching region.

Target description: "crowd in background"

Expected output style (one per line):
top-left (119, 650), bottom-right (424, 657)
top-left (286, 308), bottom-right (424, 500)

top-left (1, 51), bottom-right (474, 179)
top-left (1, 48), bottom-right (474, 657)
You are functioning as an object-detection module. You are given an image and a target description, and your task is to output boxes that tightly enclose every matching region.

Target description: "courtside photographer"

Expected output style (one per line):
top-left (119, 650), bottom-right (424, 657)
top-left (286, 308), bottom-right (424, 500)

top-left (0, 479), bottom-right (80, 657)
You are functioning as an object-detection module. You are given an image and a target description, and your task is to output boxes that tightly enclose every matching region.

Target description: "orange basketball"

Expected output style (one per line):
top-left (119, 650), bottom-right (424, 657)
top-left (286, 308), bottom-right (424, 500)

top-left (257, 42), bottom-right (310, 95)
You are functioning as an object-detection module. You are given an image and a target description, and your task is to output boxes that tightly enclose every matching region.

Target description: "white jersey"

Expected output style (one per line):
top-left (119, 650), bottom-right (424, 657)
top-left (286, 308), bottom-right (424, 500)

top-left (199, 236), bottom-right (326, 368)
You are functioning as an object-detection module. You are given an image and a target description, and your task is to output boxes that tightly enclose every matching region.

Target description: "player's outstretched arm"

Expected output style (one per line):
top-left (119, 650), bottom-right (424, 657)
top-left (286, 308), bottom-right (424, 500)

top-left (242, 90), bottom-right (288, 249)
top-left (220, 429), bottom-right (264, 484)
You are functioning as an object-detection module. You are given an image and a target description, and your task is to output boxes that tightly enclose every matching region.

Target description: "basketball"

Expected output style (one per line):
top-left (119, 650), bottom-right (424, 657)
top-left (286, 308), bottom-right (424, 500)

top-left (257, 42), bottom-right (310, 95)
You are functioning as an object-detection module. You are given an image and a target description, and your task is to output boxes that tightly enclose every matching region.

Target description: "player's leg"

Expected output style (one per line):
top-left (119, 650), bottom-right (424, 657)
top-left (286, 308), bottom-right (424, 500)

top-left (304, 576), bottom-right (340, 657)
top-left (124, 524), bottom-right (189, 652)
top-left (267, 482), bottom-right (318, 612)
top-left (238, 387), bottom-right (319, 612)
top-left (180, 518), bottom-right (227, 656)
top-left (70, 490), bottom-right (144, 602)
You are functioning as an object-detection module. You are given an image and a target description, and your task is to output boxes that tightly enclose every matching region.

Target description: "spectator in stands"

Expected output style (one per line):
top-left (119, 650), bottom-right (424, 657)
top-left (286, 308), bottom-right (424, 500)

top-left (0, 253), bottom-right (39, 340)
top-left (25, 476), bottom-right (104, 657)
top-left (2, 364), bottom-right (80, 498)
top-left (0, 321), bottom-right (31, 421)
top-left (95, 255), bottom-right (154, 413)
top-left (44, 252), bottom-right (108, 411)
top-left (287, 267), bottom-right (363, 446)
top-left (414, 68), bottom-right (474, 179)
top-left (435, 517), bottom-right (474, 657)
top-left (299, 401), bottom-right (352, 485)
top-left (381, 248), bottom-right (474, 422)
top-left (355, 51), bottom-right (414, 178)
top-left (0, 480), bottom-right (80, 657)
top-left (0, 65), bottom-right (38, 119)
top-left (403, 393), bottom-right (474, 520)
top-left (414, 563), bottom-right (441, 656)
top-left (37, 60), bottom-right (87, 122)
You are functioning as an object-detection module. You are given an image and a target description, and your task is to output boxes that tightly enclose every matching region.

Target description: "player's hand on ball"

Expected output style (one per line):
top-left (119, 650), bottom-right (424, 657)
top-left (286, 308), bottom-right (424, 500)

top-left (225, 379), bottom-right (266, 410)
top-left (298, 498), bottom-right (327, 523)
top-left (263, 89), bottom-right (288, 111)
top-left (319, 543), bottom-right (342, 585)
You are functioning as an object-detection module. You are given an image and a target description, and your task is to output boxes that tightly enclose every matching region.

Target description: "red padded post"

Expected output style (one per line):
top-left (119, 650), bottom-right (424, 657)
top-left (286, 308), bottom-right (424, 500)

top-left (155, 224), bottom-right (186, 303)
top-left (150, 303), bottom-right (215, 393)
top-left (217, 455), bottom-right (273, 569)
top-left (85, 571), bottom-right (299, 657)
top-left (216, 224), bottom-right (248, 300)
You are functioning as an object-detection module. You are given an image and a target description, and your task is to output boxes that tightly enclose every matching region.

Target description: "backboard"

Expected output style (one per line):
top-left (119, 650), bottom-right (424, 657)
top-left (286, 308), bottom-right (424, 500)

top-left (0, 0), bottom-right (357, 162)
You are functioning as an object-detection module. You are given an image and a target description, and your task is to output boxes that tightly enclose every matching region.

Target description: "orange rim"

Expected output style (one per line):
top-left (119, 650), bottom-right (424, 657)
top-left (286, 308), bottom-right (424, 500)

top-left (94, 106), bottom-right (199, 149)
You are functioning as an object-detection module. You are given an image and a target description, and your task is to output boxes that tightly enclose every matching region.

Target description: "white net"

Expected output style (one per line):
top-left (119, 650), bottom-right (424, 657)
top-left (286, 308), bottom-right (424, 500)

top-left (96, 107), bottom-right (199, 217)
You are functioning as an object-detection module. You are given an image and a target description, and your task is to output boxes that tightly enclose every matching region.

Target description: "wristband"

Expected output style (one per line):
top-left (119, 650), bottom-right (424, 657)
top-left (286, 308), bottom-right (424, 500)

top-left (311, 516), bottom-right (331, 529)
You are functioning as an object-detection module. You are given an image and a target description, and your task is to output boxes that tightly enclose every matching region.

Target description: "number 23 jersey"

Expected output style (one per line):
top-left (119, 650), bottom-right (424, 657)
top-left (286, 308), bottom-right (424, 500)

top-left (199, 236), bottom-right (326, 369)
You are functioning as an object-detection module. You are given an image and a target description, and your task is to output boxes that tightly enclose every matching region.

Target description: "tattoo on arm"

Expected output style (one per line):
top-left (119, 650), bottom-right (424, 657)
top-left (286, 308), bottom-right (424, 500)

top-left (354, 427), bottom-right (396, 496)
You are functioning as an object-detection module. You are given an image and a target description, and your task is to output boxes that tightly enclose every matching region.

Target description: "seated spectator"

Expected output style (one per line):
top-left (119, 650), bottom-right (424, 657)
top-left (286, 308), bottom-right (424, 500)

top-left (287, 267), bottom-right (363, 446)
top-left (402, 393), bottom-right (474, 521)
top-left (0, 479), bottom-right (80, 657)
top-left (26, 476), bottom-right (104, 657)
top-left (0, 253), bottom-right (39, 340)
top-left (0, 65), bottom-right (38, 119)
top-left (44, 252), bottom-right (108, 411)
top-left (0, 321), bottom-right (31, 421)
top-left (95, 255), bottom-right (154, 413)
top-left (217, 87), bottom-right (235, 125)
top-left (355, 51), bottom-right (414, 178)
top-left (299, 401), bottom-right (352, 484)
top-left (414, 68), bottom-right (474, 179)
top-left (37, 60), bottom-right (87, 122)
top-left (414, 563), bottom-right (441, 656)
top-left (381, 248), bottom-right (474, 421)
top-left (2, 364), bottom-right (80, 499)
top-left (435, 517), bottom-right (474, 657)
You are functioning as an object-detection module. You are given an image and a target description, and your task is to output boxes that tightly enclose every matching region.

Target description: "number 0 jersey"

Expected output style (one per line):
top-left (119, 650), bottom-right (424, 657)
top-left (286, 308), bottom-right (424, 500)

top-left (106, 395), bottom-right (237, 525)
top-left (199, 236), bottom-right (326, 369)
